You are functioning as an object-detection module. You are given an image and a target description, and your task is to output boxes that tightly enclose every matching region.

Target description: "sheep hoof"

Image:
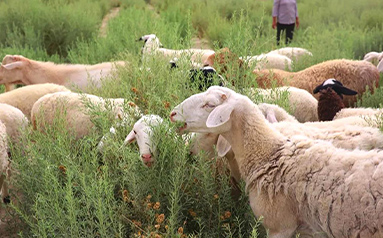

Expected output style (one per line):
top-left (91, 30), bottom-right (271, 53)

top-left (3, 196), bottom-right (10, 204)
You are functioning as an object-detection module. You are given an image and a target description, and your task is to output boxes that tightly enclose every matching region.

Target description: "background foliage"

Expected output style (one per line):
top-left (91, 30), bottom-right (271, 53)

top-left (1, 0), bottom-right (383, 237)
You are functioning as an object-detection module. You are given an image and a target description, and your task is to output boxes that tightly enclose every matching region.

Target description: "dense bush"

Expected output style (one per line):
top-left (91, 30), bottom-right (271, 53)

top-left (1, 0), bottom-right (383, 237)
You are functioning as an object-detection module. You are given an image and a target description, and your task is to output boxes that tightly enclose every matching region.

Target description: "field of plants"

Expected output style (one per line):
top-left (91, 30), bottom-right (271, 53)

top-left (0, 0), bottom-right (383, 237)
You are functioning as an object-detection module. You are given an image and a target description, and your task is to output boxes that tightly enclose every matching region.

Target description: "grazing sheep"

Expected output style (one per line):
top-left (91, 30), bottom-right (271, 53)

top-left (267, 47), bottom-right (313, 62)
top-left (253, 59), bottom-right (380, 107)
top-left (170, 61), bottom-right (226, 91)
top-left (0, 121), bottom-right (10, 204)
top-left (249, 86), bottom-right (319, 122)
top-left (0, 55), bottom-right (125, 92)
top-left (31, 92), bottom-right (139, 140)
top-left (334, 107), bottom-right (383, 120)
top-left (0, 103), bottom-right (28, 144)
top-left (378, 58), bottom-right (383, 73)
top-left (313, 78), bottom-right (358, 121)
top-left (138, 34), bottom-right (215, 65)
top-left (0, 83), bottom-right (70, 120)
top-left (257, 103), bottom-right (298, 123)
top-left (241, 53), bottom-right (293, 71)
top-left (363, 51), bottom-right (383, 65)
top-left (170, 86), bottom-right (383, 238)
top-left (122, 114), bottom-right (242, 198)
top-left (202, 48), bottom-right (246, 83)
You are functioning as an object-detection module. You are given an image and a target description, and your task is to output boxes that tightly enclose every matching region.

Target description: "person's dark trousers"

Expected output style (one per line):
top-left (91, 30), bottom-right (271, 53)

top-left (276, 22), bottom-right (295, 45)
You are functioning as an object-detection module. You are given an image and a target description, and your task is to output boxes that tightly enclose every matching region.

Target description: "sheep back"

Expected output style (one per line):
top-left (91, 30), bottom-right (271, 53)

top-left (249, 135), bottom-right (383, 237)
top-left (0, 83), bottom-right (70, 120)
top-left (0, 103), bottom-right (28, 143)
top-left (31, 92), bottom-right (110, 139)
top-left (253, 59), bottom-right (380, 107)
top-left (334, 107), bottom-right (382, 120)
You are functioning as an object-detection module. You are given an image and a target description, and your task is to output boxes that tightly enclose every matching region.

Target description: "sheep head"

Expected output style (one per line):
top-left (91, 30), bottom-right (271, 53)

top-left (170, 86), bottom-right (235, 134)
top-left (124, 115), bottom-right (163, 167)
top-left (0, 55), bottom-right (29, 85)
top-left (313, 78), bottom-right (357, 99)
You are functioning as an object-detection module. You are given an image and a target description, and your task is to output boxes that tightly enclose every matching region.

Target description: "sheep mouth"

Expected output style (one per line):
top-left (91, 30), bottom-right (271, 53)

top-left (177, 122), bottom-right (188, 133)
top-left (144, 161), bottom-right (153, 167)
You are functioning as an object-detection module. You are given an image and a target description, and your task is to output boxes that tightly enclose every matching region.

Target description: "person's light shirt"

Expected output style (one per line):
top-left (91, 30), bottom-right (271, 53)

top-left (272, 0), bottom-right (298, 25)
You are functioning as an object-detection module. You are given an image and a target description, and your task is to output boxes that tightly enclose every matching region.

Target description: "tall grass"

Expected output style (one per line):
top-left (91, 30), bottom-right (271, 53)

top-left (1, 0), bottom-right (383, 237)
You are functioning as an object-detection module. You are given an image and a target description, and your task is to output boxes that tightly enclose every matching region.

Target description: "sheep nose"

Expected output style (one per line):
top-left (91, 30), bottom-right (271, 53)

top-left (141, 154), bottom-right (152, 162)
top-left (170, 111), bottom-right (176, 122)
top-left (141, 154), bottom-right (153, 167)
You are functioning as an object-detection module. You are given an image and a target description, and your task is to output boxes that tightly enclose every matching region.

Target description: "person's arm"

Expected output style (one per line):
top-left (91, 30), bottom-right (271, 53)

top-left (295, 2), bottom-right (299, 29)
top-left (272, 0), bottom-right (280, 29)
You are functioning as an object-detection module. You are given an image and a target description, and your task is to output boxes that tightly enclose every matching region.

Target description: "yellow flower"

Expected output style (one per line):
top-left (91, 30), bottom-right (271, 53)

top-left (154, 224), bottom-right (160, 230)
top-left (122, 190), bottom-right (129, 202)
top-left (153, 202), bottom-right (160, 210)
top-left (188, 209), bottom-right (197, 217)
top-left (214, 194), bottom-right (219, 199)
top-left (58, 165), bottom-right (66, 175)
top-left (177, 227), bottom-right (184, 234)
top-left (156, 213), bottom-right (165, 224)
top-left (224, 211), bottom-right (231, 219)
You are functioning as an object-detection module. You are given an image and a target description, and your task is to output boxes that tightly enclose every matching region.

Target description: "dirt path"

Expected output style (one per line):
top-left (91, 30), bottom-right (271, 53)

top-left (0, 205), bottom-right (20, 238)
top-left (99, 4), bottom-right (211, 49)
top-left (99, 7), bottom-right (121, 37)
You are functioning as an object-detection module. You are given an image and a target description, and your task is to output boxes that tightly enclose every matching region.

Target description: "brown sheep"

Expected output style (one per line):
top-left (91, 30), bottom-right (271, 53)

top-left (253, 59), bottom-right (380, 107)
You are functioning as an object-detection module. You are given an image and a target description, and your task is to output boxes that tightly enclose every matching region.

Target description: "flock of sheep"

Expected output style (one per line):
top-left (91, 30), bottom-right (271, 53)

top-left (1, 33), bottom-right (383, 237)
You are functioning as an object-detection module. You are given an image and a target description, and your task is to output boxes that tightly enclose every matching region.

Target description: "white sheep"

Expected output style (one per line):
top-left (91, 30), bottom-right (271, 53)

top-left (170, 86), bottom-right (383, 238)
top-left (257, 103), bottom-right (298, 123)
top-left (0, 83), bottom-right (70, 120)
top-left (378, 58), bottom-right (383, 73)
top-left (241, 53), bottom-right (293, 71)
top-left (267, 47), bottom-right (313, 62)
top-left (138, 34), bottom-right (215, 65)
top-left (333, 107), bottom-right (383, 120)
top-left (31, 92), bottom-right (140, 140)
top-left (0, 121), bottom-right (10, 204)
top-left (0, 103), bottom-right (28, 144)
top-left (363, 51), bottom-right (383, 65)
top-left (248, 86), bottom-right (319, 122)
top-left (0, 55), bottom-right (126, 92)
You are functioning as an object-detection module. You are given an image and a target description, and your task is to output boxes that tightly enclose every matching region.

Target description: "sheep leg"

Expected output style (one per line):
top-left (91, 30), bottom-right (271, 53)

top-left (4, 84), bottom-right (15, 92)
top-left (0, 173), bottom-right (6, 203)
top-left (1, 167), bottom-right (10, 204)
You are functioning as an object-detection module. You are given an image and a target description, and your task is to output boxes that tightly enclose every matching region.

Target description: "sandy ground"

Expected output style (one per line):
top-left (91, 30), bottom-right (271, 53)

top-left (0, 204), bottom-right (20, 238)
top-left (99, 7), bottom-right (121, 37)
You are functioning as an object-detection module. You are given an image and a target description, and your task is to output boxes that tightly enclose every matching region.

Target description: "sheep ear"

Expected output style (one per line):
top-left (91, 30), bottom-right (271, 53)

top-left (378, 59), bottom-right (383, 73)
top-left (265, 111), bottom-right (278, 123)
top-left (2, 61), bottom-right (24, 70)
top-left (206, 104), bottom-right (233, 128)
top-left (332, 84), bottom-right (358, 96)
top-left (124, 130), bottom-right (136, 144)
top-left (313, 84), bottom-right (322, 94)
top-left (216, 135), bottom-right (231, 158)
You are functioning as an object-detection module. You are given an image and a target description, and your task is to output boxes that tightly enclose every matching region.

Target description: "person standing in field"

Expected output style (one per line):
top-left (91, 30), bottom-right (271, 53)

top-left (272, 0), bottom-right (299, 45)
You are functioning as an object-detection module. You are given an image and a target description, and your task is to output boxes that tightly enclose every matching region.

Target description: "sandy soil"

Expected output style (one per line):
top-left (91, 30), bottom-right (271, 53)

top-left (99, 7), bottom-right (121, 37)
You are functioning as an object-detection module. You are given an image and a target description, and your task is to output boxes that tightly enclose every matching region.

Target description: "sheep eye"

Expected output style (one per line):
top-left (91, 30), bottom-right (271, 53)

top-left (133, 130), bottom-right (137, 134)
top-left (202, 103), bottom-right (215, 108)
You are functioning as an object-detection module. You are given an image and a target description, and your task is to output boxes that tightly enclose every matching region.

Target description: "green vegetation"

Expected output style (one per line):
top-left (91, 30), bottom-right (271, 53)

top-left (1, 0), bottom-right (383, 237)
